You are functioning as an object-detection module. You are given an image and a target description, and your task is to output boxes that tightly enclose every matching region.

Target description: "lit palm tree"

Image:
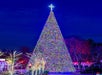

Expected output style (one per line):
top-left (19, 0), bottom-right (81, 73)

top-left (6, 50), bottom-right (22, 75)
top-left (26, 53), bottom-right (46, 75)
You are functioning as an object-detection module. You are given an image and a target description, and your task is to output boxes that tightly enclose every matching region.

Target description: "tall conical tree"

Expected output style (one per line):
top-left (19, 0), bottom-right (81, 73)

top-left (28, 4), bottom-right (75, 72)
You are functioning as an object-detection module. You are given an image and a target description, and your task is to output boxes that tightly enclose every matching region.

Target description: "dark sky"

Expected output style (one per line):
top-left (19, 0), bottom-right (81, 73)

top-left (0, 0), bottom-right (102, 49)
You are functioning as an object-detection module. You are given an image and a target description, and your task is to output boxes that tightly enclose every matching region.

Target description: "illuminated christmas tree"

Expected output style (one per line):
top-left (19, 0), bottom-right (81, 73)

top-left (28, 4), bottom-right (75, 72)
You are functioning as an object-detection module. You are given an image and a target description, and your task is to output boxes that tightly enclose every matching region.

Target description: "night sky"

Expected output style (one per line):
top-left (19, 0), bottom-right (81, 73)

top-left (0, 0), bottom-right (102, 49)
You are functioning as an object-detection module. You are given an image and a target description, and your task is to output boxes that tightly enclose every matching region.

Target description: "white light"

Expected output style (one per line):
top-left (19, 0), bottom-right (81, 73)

top-left (49, 4), bottom-right (55, 11)
top-left (0, 59), bottom-right (5, 61)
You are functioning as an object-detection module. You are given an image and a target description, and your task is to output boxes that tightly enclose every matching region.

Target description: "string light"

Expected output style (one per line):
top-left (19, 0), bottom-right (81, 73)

top-left (28, 7), bottom-right (75, 72)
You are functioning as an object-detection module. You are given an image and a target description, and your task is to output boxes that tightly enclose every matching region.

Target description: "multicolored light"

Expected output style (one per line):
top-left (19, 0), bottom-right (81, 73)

top-left (28, 10), bottom-right (75, 72)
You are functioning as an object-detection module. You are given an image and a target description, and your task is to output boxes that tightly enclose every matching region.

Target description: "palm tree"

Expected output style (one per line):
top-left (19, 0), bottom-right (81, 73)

top-left (6, 50), bottom-right (22, 75)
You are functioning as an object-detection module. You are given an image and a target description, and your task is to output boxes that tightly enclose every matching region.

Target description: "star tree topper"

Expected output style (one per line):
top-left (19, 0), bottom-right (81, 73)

top-left (49, 4), bottom-right (55, 11)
